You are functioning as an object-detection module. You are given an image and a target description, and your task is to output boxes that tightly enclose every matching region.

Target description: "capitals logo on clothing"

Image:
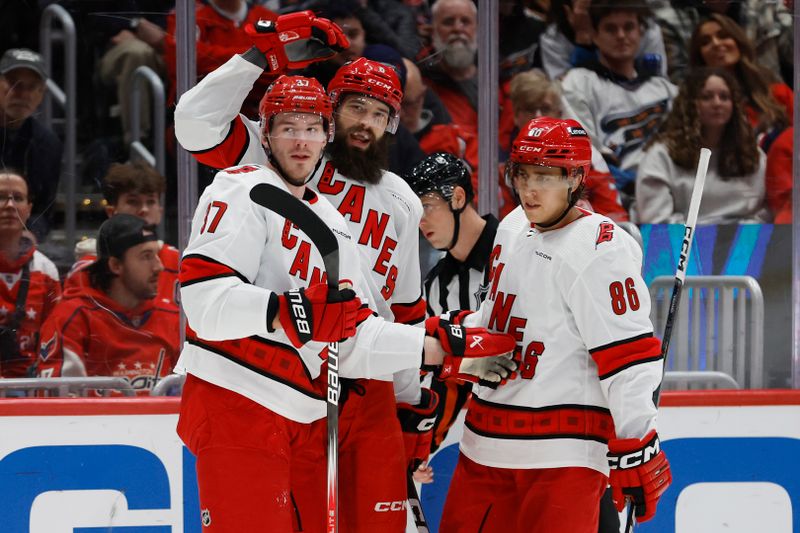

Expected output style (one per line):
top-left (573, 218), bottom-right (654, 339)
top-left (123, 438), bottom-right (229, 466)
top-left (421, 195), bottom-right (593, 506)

top-left (39, 333), bottom-right (58, 361)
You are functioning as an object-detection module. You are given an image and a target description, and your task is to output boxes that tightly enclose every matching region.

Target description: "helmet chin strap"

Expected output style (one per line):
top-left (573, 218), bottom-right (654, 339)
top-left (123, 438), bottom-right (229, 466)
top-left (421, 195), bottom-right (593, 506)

top-left (437, 203), bottom-right (465, 252)
top-left (534, 187), bottom-right (578, 229)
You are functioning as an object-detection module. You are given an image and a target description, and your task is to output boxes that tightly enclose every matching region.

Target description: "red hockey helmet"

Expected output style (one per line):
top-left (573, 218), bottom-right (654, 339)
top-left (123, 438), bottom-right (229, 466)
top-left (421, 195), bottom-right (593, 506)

top-left (508, 117), bottom-right (592, 185)
top-left (328, 57), bottom-right (403, 133)
top-left (259, 75), bottom-right (334, 141)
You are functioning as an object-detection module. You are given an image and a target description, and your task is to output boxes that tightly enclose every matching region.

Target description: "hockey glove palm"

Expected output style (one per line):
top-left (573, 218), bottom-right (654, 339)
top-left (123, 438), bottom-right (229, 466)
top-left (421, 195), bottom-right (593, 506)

top-left (425, 315), bottom-right (517, 386)
top-left (245, 11), bottom-right (349, 72)
top-left (607, 429), bottom-right (672, 522)
top-left (277, 283), bottom-right (360, 348)
top-left (397, 388), bottom-right (439, 472)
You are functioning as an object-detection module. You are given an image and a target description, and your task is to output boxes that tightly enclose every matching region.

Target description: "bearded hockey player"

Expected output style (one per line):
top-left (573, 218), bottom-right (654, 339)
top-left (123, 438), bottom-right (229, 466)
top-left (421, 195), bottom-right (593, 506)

top-left (438, 117), bottom-right (672, 533)
top-left (176, 72), bottom-right (516, 532)
top-left (173, 14), bottom-right (479, 529)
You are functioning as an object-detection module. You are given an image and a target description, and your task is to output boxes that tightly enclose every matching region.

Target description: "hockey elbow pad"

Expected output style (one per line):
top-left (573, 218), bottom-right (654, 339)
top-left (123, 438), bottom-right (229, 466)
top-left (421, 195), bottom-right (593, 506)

top-left (397, 388), bottom-right (439, 471)
top-left (607, 429), bottom-right (672, 522)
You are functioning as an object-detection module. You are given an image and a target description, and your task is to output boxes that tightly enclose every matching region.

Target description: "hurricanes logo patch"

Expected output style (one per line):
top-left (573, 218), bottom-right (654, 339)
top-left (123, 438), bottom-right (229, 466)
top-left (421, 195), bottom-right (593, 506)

top-left (201, 508), bottom-right (211, 527)
top-left (595, 222), bottom-right (615, 247)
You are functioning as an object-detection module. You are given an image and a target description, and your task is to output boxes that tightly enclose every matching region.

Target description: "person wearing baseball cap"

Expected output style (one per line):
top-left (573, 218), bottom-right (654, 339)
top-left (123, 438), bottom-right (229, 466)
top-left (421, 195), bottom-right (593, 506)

top-left (0, 48), bottom-right (62, 241)
top-left (36, 214), bottom-right (180, 395)
top-left (0, 48), bottom-right (48, 80)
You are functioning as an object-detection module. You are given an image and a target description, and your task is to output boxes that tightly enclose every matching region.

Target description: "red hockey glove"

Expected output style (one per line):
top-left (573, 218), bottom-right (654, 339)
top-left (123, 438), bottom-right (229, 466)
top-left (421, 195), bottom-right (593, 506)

top-left (607, 429), bottom-right (672, 523)
top-left (424, 315), bottom-right (517, 386)
top-left (277, 283), bottom-right (361, 348)
top-left (397, 388), bottom-right (439, 472)
top-left (245, 11), bottom-right (349, 72)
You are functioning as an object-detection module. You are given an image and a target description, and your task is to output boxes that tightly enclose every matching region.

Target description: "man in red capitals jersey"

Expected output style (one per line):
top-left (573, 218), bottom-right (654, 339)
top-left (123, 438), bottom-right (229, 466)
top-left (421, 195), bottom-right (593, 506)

top-left (174, 23), bottom-right (453, 527)
top-left (37, 214), bottom-right (179, 394)
top-left (439, 117), bottom-right (672, 533)
top-left (175, 74), bottom-right (516, 532)
top-left (64, 162), bottom-right (179, 305)
top-left (0, 168), bottom-right (60, 378)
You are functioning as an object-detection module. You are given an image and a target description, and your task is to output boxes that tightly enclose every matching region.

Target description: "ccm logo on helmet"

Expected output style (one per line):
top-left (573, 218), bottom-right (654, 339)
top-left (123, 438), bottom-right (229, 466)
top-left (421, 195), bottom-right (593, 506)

top-left (609, 436), bottom-right (661, 470)
top-left (517, 145), bottom-right (543, 153)
top-left (288, 289), bottom-right (311, 334)
top-left (367, 78), bottom-right (393, 92)
top-left (374, 501), bottom-right (407, 512)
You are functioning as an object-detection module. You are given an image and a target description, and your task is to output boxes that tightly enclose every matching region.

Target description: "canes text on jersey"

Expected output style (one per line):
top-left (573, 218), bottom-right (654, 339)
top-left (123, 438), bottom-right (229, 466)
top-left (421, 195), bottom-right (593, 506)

top-left (318, 166), bottom-right (399, 300)
top-left (487, 244), bottom-right (545, 379)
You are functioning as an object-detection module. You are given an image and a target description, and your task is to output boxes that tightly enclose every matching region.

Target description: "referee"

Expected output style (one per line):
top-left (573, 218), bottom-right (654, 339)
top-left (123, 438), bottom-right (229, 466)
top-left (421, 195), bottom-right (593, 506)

top-left (406, 152), bottom-right (499, 453)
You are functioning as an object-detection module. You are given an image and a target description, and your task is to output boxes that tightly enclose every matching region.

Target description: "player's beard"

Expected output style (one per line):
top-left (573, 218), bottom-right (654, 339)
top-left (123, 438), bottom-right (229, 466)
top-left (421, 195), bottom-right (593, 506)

top-left (327, 126), bottom-right (390, 184)
top-left (432, 33), bottom-right (477, 70)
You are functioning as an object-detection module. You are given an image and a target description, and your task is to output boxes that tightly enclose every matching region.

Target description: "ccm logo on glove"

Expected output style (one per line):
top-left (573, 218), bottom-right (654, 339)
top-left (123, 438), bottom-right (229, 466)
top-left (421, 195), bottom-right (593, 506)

top-left (608, 435), bottom-right (661, 469)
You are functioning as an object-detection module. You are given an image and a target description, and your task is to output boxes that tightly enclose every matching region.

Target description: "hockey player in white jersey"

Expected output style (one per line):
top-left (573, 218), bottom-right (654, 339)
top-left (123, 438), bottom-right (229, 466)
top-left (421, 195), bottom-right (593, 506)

top-left (173, 18), bottom-right (461, 527)
top-left (175, 40), bottom-right (517, 532)
top-left (438, 117), bottom-right (672, 533)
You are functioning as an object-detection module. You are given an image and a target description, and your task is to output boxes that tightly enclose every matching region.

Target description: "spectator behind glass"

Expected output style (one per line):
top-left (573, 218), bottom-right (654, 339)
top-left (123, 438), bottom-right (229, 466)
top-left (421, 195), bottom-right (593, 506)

top-left (505, 69), bottom-right (628, 222)
top-left (689, 13), bottom-right (791, 150)
top-left (765, 126), bottom-right (793, 223)
top-left (540, 0), bottom-right (667, 81)
top-left (400, 57), bottom-right (482, 205)
top-left (498, 0), bottom-right (547, 81)
top-left (652, 0), bottom-right (793, 86)
top-left (560, 0), bottom-right (677, 198)
top-left (0, 49), bottom-right (63, 241)
top-left (355, 0), bottom-right (422, 60)
top-left (420, 0), bottom-right (479, 133)
top-left (0, 168), bottom-right (61, 378)
top-left (37, 214), bottom-right (180, 395)
top-left (64, 162), bottom-right (179, 306)
top-left (95, 0), bottom-right (166, 144)
top-left (636, 67), bottom-right (767, 224)
top-left (164, 0), bottom-right (278, 117)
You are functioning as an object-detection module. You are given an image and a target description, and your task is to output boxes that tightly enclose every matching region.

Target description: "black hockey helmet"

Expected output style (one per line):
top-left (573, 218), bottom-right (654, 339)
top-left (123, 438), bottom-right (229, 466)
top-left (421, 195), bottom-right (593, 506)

top-left (406, 152), bottom-right (474, 204)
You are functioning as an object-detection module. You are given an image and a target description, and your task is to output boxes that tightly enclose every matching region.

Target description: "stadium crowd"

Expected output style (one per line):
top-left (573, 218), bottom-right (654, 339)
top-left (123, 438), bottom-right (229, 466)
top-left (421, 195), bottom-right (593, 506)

top-left (0, 1), bottom-right (793, 391)
top-left (0, 2), bottom-right (794, 532)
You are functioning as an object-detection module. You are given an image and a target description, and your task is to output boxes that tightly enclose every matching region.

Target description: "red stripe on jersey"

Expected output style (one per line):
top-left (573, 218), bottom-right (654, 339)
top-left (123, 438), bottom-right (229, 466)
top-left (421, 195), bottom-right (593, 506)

top-left (186, 326), bottom-right (324, 400)
top-left (589, 333), bottom-right (662, 380)
top-left (391, 297), bottom-right (426, 325)
top-left (180, 254), bottom-right (248, 287)
top-left (190, 117), bottom-right (251, 169)
top-left (465, 397), bottom-right (615, 444)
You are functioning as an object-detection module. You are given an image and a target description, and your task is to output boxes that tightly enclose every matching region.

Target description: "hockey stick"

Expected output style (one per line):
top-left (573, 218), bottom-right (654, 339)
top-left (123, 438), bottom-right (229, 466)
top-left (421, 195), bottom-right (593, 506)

top-left (624, 147), bottom-right (711, 533)
top-left (407, 471), bottom-right (430, 533)
top-left (250, 182), bottom-right (341, 533)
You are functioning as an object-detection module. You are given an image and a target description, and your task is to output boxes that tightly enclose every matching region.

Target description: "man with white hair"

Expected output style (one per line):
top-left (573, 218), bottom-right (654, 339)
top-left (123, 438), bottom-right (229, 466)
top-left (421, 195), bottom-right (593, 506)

top-left (421, 0), bottom-right (479, 133)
